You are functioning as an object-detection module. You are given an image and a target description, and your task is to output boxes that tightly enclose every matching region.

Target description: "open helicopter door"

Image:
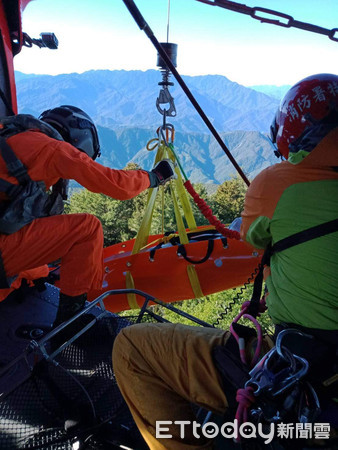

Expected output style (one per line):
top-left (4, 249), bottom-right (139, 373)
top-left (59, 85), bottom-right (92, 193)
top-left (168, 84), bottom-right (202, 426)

top-left (0, 0), bottom-right (23, 115)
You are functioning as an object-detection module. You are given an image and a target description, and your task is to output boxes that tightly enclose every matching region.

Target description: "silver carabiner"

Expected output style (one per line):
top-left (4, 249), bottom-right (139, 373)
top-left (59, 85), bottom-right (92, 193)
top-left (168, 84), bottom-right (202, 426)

top-left (156, 87), bottom-right (176, 117)
top-left (246, 329), bottom-right (311, 397)
top-left (275, 328), bottom-right (313, 361)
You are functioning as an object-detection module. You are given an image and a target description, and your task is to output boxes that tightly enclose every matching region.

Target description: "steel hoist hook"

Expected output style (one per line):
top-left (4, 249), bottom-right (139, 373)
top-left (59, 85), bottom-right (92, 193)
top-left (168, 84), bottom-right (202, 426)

top-left (156, 86), bottom-right (176, 117)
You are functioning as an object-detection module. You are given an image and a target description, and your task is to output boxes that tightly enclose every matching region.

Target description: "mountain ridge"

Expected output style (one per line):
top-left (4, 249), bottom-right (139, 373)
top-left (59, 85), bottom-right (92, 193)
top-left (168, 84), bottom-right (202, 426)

top-left (15, 69), bottom-right (280, 133)
top-left (15, 69), bottom-right (280, 183)
top-left (96, 125), bottom-right (276, 184)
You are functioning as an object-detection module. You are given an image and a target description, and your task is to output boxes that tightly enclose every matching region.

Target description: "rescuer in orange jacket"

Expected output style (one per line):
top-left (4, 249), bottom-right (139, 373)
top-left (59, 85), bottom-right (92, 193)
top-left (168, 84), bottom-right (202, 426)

top-left (0, 105), bottom-right (176, 329)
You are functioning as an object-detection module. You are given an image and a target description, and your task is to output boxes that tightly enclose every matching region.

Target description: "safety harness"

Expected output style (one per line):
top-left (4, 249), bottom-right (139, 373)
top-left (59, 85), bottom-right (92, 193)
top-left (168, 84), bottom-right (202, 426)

top-left (213, 218), bottom-right (338, 443)
top-left (0, 115), bottom-right (67, 288)
top-left (248, 217), bottom-right (338, 318)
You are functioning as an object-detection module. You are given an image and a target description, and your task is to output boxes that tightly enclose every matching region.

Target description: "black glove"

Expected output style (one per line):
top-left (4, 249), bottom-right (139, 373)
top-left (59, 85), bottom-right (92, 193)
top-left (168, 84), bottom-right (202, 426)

top-left (148, 159), bottom-right (177, 188)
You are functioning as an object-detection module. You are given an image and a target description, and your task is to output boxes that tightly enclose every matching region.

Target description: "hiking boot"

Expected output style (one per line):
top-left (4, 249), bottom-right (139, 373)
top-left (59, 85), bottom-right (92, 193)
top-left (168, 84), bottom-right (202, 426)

top-left (51, 293), bottom-right (95, 351)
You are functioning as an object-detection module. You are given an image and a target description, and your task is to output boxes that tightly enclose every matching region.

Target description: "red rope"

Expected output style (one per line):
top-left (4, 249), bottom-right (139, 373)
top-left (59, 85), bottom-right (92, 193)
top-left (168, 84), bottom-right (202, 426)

top-left (184, 180), bottom-right (241, 240)
top-left (235, 386), bottom-right (255, 426)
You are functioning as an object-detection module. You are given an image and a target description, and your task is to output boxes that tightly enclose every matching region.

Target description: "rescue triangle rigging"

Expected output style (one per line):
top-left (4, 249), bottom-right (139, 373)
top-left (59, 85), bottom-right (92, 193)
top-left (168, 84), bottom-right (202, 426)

top-left (87, 28), bottom-right (262, 312)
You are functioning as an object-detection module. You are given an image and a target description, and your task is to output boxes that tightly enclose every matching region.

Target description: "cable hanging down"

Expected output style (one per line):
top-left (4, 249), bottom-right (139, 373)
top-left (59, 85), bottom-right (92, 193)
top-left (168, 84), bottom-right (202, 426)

top-left (150, 3), bottom-right (241, 241)
top-left (166, 0), bottom-right (171, 43)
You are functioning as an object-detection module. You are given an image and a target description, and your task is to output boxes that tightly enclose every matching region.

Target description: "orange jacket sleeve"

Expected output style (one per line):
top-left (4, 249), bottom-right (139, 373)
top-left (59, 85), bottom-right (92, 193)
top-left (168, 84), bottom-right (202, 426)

top-left (49, 139), bottom-right (150, 200)
top-left (240, 163), bottom-right (287, 246)
top-left (8, 131), bottom-right (151, 200)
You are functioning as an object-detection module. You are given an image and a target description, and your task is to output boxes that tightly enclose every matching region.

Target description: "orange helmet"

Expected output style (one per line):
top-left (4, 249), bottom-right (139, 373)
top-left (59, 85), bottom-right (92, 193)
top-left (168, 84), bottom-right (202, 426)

top-left (270, 73), bottom-right (338, 159)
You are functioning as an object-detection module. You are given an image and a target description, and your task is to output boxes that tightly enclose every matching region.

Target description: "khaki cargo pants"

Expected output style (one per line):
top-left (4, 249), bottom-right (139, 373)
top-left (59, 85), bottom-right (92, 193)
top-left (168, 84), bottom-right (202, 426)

top-left (114, 322), bottom-right (239, 449)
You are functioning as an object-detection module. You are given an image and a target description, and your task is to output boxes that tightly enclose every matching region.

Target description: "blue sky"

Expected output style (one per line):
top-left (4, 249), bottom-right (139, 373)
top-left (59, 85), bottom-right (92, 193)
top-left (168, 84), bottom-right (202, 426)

top-left (14, 0), bottom-right (338, 86)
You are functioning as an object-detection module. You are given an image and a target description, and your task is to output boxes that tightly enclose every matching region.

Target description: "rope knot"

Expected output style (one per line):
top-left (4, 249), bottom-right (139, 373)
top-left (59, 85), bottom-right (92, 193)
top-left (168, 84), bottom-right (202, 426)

top-left (236, 386), bottom-right (255, 408)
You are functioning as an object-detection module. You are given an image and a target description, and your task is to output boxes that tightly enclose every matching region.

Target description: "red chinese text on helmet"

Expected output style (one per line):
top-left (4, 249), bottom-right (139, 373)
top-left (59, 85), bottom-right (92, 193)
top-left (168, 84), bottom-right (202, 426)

top-left (270, 73), bottom-right (338, 159)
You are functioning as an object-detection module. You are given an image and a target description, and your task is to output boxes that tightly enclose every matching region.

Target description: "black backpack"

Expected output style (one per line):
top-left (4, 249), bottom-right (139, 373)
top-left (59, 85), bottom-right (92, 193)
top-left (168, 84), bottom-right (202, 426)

top-left (0, 114), bottom-right (66, 235)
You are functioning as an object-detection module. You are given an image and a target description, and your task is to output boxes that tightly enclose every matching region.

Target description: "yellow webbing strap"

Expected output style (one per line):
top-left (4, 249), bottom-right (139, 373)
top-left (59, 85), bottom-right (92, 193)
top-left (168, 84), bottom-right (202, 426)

top-left (131, 141), bottom-right (168, 254)
top-left (187, 265), bottom-right (204, 298)
top-left (171, 182), bottom-right (189, 245)
top-left (173, 162), bottom-right (197, 231)
top-left (171, 178), bottom-right (204, 298)
top-left (163, 144), bottom-right (197, 231)
top-left (161, 185), bottom-right (165, 234)
top-left (140, 233), bottom-right (178, 251)
top-left (129, 137), bottom-right (203, 301)
top-left (125, 271), bottom-right (140, 309)
top-left (132, 187), bottom-right (158, 254)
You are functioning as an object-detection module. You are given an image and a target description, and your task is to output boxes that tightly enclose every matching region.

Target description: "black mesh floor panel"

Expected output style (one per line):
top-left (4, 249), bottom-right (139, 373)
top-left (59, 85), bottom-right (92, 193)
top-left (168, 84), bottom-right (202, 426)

top-left (0, 315), bottom-right (137, 450)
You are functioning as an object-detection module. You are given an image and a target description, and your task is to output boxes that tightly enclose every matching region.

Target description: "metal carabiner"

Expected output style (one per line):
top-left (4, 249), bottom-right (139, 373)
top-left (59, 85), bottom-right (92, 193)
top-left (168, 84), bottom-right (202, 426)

top-left (246, 330), bottom-right (310, 397)
top-left (158, 122), bottom-right (175, 147)
top-left (156, 87), bottom-right (176, 117)
top-left (245, 348), bottom-right (279, 395)
top-left (275, 328), bottom-right (313, 362)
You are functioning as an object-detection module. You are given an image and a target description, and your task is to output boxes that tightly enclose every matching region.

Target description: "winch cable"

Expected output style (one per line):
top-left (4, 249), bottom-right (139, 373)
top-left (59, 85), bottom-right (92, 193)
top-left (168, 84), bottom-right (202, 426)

top-left (122, 0), bottom-right (250, 187)
top-left (166, 0), bottom-right (171, 43)
top-left (195, 0), bottom-right (338, 43)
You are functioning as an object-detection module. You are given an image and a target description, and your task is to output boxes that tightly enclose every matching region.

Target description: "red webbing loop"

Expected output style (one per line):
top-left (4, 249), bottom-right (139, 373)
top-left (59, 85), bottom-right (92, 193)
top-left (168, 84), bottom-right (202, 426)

top-left (184, 180), bottom-right (241, 240)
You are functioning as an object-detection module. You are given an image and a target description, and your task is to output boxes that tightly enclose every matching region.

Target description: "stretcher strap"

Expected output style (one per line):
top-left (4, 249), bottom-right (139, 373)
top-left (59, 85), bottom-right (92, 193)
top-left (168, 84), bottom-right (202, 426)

top-left (170, 151), bottom-right (196, 230)
top-left (125, 271), bottom-right (140, 309)
top-left (186, 265), bottom-right (204, 298)
top-left (149, 139), bottom-right (196, 233)
top-left (142, 233), bottom-right (178, 253)
top-left (171, 182), bottom-right (189, 245)
top-left (132, 187), bottom-right (158, 255)
top-left (158, 142), bottom-right (196, 231)
top-left (133, 140), bottom-right (195, 254)
top-left (169, 165), bottom-right (206, 297)
top-left (131, 143), bottom-right (167, 254)
top-left (161, 186), bottom-right (165, 234)
top-left (131, 138), bottom-right (204, 300)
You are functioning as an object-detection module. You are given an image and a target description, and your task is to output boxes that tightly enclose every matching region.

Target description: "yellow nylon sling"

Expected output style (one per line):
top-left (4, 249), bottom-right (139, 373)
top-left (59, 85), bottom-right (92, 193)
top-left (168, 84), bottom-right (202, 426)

top-left (125, 138), bottom-right (204, 307)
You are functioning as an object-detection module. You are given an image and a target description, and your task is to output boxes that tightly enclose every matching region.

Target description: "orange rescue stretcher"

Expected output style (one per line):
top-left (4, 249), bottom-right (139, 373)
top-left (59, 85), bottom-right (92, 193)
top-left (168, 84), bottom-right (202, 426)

top-left (87, 225), bottom-right (261, 312)
top-left (87, 136), bottom-right (261, 312)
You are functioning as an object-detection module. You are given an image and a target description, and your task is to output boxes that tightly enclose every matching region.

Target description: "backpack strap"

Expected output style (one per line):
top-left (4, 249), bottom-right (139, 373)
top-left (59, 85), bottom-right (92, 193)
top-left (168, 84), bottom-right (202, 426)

top-left (0, 114), bottom-right (63, 142)
top-left (0, 251), bottom-right (9, 287)
top-left (0, 178), bottom-right (22, 197)
top-left (248, 219), bottom-right (338, 317)
top-left (0, 136), bottom-right (30, 184)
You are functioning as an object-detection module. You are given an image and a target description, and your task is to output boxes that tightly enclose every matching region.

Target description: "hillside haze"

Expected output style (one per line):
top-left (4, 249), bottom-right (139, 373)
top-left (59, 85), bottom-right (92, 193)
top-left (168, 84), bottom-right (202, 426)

top-left (15, 69), bottom-right (280, 182)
